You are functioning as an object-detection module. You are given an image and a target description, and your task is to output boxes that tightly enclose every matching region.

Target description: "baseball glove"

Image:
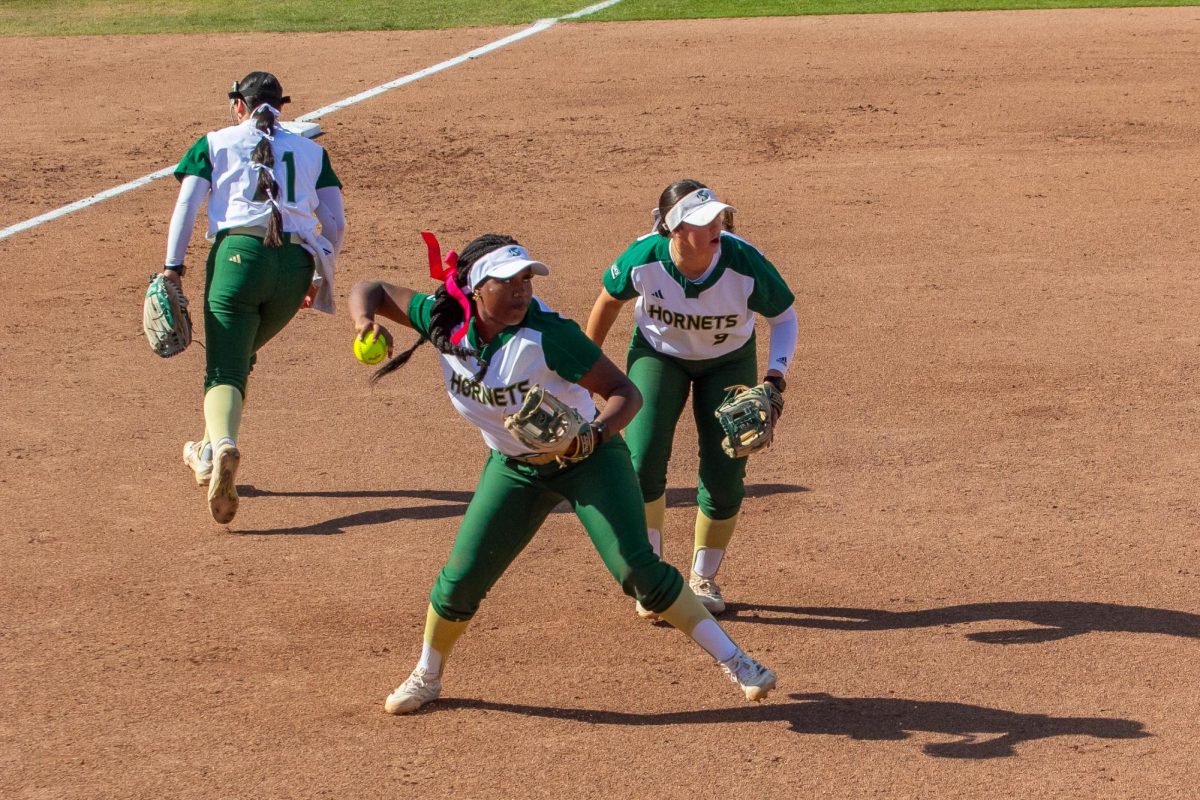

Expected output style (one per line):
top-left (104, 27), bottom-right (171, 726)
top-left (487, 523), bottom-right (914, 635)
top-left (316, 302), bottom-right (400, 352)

top-left (503, 385), bottom-right (599, 465)
top-left (715, 382), bottom-right (784, 458)
top-left (143, 273), bottom-right (193, 358)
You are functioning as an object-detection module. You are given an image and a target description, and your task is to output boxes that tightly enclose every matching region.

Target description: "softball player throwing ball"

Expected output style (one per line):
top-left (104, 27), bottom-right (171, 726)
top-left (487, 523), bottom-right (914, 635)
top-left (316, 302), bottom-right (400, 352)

top-left (163, 71), bottom-right (345, 524)
top-left (349, 233), bottom-right (776, 714)
top-left (586, 180), bottom-right (798, 615)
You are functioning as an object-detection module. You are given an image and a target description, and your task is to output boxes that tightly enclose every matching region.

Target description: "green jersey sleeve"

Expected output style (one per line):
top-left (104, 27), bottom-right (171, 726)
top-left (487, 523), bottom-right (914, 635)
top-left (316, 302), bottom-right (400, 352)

top-left (174, 135), bottom-right (213, 183)
top-left (742, 246), bottom-right (795, 318)
top-left (602, 237), bottom-right (660, 301)
top-left (316, 150), bottom-right (342, 190)
top-left (602, 259), bottom-right (636, 301)
top-left (406, 292), bottom-right (435, 339)
top-left (533, 307), bottom-right (603, 383)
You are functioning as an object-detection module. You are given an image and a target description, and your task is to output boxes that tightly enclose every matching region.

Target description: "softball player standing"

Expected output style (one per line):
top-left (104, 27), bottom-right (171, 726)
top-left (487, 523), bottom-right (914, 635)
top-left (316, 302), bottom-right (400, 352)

top-left (349, 234), bottom-right (776, 714)
top-left (586, 180), bottom-right (798, 615)
top-left (163, 71), bottom-right (345, 524)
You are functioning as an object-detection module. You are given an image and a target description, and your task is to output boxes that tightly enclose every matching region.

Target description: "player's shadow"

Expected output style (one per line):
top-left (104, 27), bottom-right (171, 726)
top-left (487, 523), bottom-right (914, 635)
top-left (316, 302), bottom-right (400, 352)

top-left (438, 692), bottom-right (1148, 759)
top-left (232, 482), bottom-right (806, 536)
top-left (233, 486), bottom-right (473, 535)
top-left (722, 601), bottom-right (1200, 643)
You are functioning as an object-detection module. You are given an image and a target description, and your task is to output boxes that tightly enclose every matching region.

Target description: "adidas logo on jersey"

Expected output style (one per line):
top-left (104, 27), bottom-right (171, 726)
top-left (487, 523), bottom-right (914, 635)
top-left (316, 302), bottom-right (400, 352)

top-left (228, 253), bottom-right (242, 264)
top-left (652, 289), bottom-right (665, 299)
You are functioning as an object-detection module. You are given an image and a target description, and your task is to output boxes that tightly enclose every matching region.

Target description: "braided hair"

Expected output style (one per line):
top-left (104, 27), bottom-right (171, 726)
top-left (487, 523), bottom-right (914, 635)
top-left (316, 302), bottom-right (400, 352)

top-left (371, 233), bottom-right (520, 384)
top-left (248, 103), bottom-right (285, 247)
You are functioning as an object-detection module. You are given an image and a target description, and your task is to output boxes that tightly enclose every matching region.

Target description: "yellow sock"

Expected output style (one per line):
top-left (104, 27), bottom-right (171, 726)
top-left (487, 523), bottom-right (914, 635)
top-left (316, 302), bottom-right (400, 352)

top-left (418, 605), bottom-right (470, 676)
top-left (693, 511), bottom-right (738, 578)
top-left (203, 384), bottom-right (244, 446)
top-left (657, 588), bottom-right (711, 636)
top-left (644, 495), bottom-right (666, 558)
top-left (659, 588), bottom-right (740, 662)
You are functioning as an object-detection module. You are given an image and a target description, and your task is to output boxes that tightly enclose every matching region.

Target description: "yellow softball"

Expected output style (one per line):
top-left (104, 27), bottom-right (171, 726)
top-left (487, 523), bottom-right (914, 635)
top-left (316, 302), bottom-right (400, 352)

top-left (354, 330), bottom-right (388, 365)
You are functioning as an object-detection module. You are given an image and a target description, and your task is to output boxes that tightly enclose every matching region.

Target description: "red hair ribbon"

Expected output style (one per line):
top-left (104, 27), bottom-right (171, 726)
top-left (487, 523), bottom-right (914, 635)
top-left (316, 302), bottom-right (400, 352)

top-left (421, 231), bottom-right (471, 346)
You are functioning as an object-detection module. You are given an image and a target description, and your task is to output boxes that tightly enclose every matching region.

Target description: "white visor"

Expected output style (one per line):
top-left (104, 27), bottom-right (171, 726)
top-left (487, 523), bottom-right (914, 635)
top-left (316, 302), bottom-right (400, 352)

top-left (468, 244), bottom-right (550, 289)
top-left (664, 187), bottom-right (735, 232)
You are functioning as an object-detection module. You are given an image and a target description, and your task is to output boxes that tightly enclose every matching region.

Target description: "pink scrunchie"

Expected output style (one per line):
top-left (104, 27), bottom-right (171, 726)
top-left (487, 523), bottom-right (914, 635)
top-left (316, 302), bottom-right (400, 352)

top-left (421, 231), bottom-right (471, 346)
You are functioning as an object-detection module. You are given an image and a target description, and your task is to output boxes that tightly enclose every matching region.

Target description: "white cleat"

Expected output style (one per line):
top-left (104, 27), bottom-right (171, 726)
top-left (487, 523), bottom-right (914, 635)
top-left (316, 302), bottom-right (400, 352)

top-left (207, 441), bottom-right (240, 524)
top-left (384, 667), bottom-right (442, 714)
top-left (689, 574), bottom-right (726, 615)
top-left (182, 440), bottom-right (212, 486)
top-left (720, 650), bottom-right (777, 702)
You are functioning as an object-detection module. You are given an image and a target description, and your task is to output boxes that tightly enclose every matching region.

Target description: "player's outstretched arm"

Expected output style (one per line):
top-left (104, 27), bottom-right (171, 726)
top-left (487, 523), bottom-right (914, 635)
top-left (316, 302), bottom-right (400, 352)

top-left (349, 280), bottom-right (417, 353)
top-left (584, 290), bottom-right (628, 347)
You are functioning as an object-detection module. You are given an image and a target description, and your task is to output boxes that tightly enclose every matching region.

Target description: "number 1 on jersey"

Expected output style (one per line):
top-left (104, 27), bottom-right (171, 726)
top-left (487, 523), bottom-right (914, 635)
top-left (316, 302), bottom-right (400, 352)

top-left (280, 151), bottom-right (296, 202)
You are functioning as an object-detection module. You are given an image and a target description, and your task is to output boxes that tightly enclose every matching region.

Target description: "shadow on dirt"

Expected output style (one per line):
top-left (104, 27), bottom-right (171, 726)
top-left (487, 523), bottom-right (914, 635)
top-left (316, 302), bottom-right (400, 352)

top-left (232, 482), bottom-right (807, 536)
top-left (722, 602), bottom-right (1200, 642)
top-left (438, 692), bottom-right (1148, 758)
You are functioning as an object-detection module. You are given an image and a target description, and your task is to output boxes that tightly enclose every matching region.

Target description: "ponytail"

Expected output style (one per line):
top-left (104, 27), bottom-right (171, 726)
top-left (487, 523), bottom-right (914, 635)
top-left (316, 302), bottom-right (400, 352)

top-left (369, 337), bottom-right (428, 384)
top-left (369, 287), bottom-right (481, 385)
top-left (371, 233), bottom-right (520, 384)
top-left (249, 104), bottom-right (284, 247)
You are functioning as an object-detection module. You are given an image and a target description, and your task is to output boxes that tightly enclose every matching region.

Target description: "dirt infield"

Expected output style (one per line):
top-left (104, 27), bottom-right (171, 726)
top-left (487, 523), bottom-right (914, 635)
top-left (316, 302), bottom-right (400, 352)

top-left (2, 8), bottom-right (1199, 798)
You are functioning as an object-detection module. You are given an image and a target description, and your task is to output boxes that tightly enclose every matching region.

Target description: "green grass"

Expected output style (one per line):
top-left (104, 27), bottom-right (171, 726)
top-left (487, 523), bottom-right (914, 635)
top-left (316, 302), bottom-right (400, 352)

top-left (591, 0), bottom-right (1198, 21)
top-left (0, 0), bottom-right (1195, 36)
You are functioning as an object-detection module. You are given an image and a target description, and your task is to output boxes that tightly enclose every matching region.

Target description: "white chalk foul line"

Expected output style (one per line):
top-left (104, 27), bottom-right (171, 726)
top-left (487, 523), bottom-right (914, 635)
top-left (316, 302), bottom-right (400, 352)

top-left (0, 0), bottom-right (623, 243)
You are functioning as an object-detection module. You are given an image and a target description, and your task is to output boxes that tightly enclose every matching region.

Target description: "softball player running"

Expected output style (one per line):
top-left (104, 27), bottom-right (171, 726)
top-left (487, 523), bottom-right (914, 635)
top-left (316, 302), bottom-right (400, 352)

top-left (349, 234), bottom-right (776, 714)
top-left (586, 179), bottom-right (798, 615)
top-left (163, 71), bottom-right (345, 524)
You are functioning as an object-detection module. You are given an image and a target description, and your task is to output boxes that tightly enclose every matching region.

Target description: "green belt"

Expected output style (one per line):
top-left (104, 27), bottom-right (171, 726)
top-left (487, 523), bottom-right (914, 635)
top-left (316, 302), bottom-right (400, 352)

top-left (223, 225), bottom-right (304, 246)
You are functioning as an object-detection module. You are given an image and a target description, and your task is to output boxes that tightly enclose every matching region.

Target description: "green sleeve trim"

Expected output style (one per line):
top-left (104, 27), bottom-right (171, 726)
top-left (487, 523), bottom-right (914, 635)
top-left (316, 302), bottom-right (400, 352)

top-left (316, 149), bottom-right (342, 189)
top-left (602, 260), bottom-right (637, 301)
top-left (728, 237), bottom-right (795, 317)
top-left (407, 292), bottom-right (434, 338)
top-left (534, 307), bottom-right (603, 383)
top-left (604, 235), bottom-right (663, 301)
top-left (174, 135), bottom-right (213, 183)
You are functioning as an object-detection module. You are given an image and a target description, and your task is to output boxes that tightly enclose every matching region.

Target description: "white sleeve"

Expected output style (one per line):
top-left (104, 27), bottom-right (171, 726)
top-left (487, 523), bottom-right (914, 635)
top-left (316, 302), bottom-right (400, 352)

top-left (165, 175), bottom-right (210, 267)
top-left (764, 306), bottom-right (798, 376)
top-left (315, 186), bottom-right (346, 255)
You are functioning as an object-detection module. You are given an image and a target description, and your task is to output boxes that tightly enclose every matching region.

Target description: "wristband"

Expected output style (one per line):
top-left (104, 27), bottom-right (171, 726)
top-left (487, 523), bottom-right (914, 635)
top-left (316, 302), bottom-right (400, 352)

top-left (764, 374), bottom-right (787, 393)
top-left (591, 420), bottom-right (609, 446)
top-left (165, 264), bottom-right (186, 278)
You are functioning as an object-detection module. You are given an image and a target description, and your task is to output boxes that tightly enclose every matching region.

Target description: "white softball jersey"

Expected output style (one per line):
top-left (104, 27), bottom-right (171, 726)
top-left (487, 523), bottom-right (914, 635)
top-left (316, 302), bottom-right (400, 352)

top-left (174, 120), bottom-right (343, 312)
top-left (175, 120), bottom-right (341, 239)
top-left (603, 232), bottom-right (795, 360)
top-left (408, 294), bottom-right (601, 458)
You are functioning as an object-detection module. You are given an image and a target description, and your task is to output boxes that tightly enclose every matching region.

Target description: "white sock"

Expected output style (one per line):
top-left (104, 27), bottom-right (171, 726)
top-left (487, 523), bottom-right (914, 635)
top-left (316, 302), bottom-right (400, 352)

top-left (415, 642), bottom-right (443, 677)
top-left (689, 618), bottom-right (739, 663)
top-left (647, 528), bottom-right (662, 558)
top-left (692, 547), bottom-right (725, 579)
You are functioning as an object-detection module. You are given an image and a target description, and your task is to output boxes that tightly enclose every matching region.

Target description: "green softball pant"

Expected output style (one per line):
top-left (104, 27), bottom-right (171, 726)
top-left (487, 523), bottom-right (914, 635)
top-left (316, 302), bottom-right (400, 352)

top-left (429, 436), bottom-right (685, 621)
top-left (203, 232), bottom-right (314, 396)
top-left (624, 337), bottom-right (757, 521)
